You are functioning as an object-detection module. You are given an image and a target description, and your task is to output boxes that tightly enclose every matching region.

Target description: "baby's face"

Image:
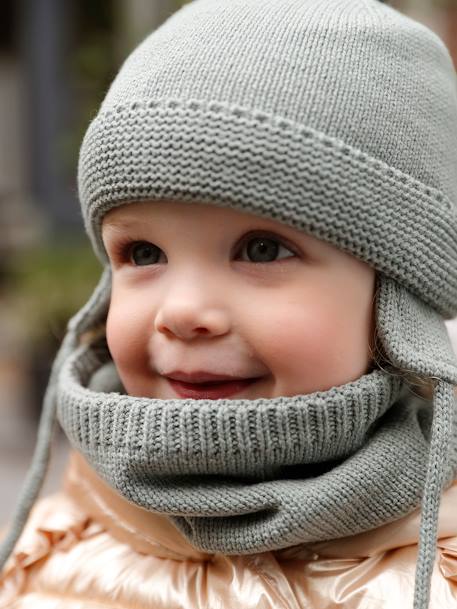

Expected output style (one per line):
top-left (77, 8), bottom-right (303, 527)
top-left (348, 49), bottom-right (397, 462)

top-left (101, 200), bottom-right (376, 399)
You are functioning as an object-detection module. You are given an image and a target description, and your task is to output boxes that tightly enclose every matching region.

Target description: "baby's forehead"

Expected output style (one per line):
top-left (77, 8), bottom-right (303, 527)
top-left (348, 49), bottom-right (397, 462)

top-left (101, 198), bottom-right (348, 256)
top-left (104, 198), bottom-right (269, 221)
top-left (102, 198), bottom-right (296, 235)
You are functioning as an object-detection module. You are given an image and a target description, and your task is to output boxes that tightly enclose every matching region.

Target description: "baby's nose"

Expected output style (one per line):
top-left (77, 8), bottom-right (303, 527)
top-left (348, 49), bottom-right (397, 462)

top-left (154, 303), bottom-right (230, 341)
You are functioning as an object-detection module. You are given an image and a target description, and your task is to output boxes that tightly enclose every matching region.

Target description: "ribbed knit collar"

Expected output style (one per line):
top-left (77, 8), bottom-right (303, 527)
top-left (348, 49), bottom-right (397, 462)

top-left (55, 335), bottom-right (455, 555)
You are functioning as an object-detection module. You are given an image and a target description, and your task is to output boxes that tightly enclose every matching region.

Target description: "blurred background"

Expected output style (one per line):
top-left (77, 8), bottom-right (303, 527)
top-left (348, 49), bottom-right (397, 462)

top-left (0, 0), bottom-right (456, 527)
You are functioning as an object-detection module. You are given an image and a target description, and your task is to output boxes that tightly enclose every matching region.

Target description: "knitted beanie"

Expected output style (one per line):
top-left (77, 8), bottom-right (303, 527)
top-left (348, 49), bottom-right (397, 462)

top-left (1, 1), bottom-right (457, 609)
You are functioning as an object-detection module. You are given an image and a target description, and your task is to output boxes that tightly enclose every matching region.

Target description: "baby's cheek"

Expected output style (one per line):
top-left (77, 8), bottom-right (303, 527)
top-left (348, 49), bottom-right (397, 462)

top-left (322, 303), bottom-right (374, 382)
top-left (260, 305), bottom-right (336, 385)
top-left (264, 299), bottom-right (370, 393)
top-left (106, 299), bottom-right (145, 370)
top-left (106, 303), bottom-right (154, 397)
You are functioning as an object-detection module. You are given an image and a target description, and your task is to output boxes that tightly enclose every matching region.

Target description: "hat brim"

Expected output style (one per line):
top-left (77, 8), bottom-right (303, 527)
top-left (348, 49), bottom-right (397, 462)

top-left (375, 274), bottom-right (457, 384)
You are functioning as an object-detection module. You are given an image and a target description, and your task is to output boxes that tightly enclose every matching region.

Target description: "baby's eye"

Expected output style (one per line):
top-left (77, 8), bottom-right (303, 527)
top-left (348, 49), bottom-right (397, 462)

top-left (128, 241), bottom-right (163, 266)
top-left (113, 233), bottom-right (297, 267)
top-left (236, 234), bottom-right (296, 263)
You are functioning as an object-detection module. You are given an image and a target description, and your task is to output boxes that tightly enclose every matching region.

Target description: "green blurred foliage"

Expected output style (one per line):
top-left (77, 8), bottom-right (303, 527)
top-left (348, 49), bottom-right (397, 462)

top-left (7, 239), bottom-right (103, 343)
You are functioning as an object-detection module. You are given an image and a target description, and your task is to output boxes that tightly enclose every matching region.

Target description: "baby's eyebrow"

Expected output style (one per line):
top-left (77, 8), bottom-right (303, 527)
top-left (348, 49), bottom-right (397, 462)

top-left (102, 218), bottom-right (142, 234)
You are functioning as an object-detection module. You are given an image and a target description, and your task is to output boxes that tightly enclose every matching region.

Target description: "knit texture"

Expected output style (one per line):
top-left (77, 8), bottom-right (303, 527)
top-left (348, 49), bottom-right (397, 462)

top-left (56, 331), bottom-right (457, 554)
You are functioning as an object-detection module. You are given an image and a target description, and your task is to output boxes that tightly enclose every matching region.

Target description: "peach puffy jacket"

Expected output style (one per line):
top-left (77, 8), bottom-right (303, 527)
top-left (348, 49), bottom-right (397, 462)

top-left (1, 449), bottom-right (457, 609)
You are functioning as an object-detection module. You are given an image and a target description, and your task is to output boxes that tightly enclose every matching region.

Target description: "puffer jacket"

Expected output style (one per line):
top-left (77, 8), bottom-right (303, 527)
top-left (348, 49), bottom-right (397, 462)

top-left (1, 448), bottom-right (457, 609)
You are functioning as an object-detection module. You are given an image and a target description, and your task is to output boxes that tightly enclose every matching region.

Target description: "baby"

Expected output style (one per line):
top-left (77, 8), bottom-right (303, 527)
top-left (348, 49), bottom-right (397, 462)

top-left (1, 0), bottom-right (457, 608)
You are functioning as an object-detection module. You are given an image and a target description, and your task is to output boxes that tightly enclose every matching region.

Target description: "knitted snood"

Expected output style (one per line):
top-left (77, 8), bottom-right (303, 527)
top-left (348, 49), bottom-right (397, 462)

top-left (55, 329), bottom-right (457, 555)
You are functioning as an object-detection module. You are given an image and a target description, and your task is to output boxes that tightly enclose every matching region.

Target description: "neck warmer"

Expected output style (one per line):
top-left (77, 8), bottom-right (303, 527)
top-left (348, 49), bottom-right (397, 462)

top-left (56, 334), bottom-right (457, 554)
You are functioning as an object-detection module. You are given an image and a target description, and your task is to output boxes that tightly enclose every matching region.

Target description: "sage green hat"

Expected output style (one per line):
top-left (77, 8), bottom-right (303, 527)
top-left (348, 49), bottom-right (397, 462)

top-left (2, 1), bottom-right (457, 608)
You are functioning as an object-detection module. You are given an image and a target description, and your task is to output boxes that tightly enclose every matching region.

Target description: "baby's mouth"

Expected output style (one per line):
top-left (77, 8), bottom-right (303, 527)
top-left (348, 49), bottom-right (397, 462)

top-left (166, 377), bottom-right (260, 399)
